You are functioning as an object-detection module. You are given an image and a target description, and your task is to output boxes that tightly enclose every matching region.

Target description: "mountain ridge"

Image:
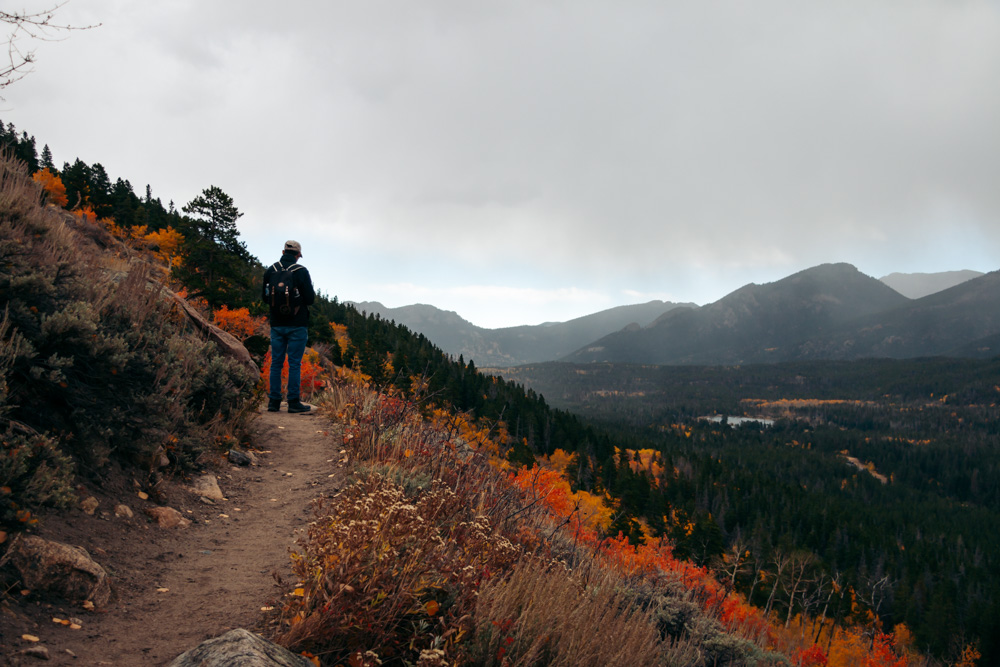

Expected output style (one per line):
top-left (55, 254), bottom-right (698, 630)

top-left (566, 264), bottom-right (1000, 364)
top-left (350, 299), bottom-right (695, 366)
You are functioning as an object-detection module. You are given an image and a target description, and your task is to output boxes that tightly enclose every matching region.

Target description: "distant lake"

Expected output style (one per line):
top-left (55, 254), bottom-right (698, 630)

top-left (705, 415), bottom-right (775, 428)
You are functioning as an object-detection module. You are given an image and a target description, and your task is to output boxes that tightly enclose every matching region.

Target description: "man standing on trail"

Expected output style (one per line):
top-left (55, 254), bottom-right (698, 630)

top-left (263, 240), bottom-right (316, 413)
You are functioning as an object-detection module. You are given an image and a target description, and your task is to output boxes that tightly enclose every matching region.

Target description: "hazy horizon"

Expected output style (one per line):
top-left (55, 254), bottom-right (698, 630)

top-left (352, 265), bottom-right (987, 329)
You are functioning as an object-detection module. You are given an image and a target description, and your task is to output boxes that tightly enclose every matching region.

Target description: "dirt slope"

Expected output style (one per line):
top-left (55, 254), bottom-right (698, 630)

top-left (1, 406), bottom-right (344, 666)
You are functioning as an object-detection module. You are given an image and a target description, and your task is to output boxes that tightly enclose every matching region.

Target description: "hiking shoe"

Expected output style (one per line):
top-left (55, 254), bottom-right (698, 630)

top-left (287, 399), bottom-right (312, 414)
top-left (267, 398), bottom-right (282, 412)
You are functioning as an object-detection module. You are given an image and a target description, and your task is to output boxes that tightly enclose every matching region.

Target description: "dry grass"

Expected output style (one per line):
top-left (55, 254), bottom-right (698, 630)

top-left (274, 366), bottom-right (782, 665)
top-left (465, 559), bottom-right (664, 667)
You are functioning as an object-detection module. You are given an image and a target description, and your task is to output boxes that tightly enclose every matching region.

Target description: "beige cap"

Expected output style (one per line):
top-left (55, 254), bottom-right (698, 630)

top-left (283, 240), bottom-right (302, 256)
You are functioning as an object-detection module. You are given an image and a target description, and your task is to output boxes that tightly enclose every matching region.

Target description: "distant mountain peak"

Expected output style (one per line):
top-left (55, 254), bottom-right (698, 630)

top-left (879, 270), bottom-right (984, 299)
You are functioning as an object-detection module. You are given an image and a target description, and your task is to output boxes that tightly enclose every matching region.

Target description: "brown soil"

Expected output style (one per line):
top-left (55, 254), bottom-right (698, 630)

top-left (1, 406), bottom-right (345, 666)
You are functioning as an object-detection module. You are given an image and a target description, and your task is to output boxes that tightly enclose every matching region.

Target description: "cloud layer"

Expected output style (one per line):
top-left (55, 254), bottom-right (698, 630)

top-left (8, 1), bottom-right (1000, 327)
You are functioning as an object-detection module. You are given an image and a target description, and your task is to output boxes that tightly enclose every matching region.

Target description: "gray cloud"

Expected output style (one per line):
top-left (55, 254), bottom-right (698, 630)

top-left (7, 0), bottom-right (999, 326)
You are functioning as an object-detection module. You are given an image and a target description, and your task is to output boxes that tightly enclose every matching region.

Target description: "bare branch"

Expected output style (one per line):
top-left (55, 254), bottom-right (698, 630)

top-left (1, 2), bottom-right (100, 90)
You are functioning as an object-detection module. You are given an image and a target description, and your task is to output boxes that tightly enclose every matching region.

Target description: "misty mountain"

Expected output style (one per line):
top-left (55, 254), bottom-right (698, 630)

top-left (879, 270), bottom-right (984, 299)
top-left (797, 269), bottom-right (1000, 359)
top-left (565, 263), bottom-right (999, 365)
top-left (350, 300), bottom-right (692, 366)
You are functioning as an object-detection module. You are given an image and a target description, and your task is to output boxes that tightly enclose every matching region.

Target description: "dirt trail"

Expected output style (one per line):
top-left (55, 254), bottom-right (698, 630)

top-left (2, 406), bottom-right (345, 666)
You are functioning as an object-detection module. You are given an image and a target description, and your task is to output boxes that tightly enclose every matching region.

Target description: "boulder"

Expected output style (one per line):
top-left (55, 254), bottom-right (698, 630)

top-left (1, 535), bottom-right (112, 607)
top-left (145, 506), bottom-right (192, 529)
top-left (168, 628), bottom-right (314, 667)
top-left (191, 474), bottom-right (225, 501)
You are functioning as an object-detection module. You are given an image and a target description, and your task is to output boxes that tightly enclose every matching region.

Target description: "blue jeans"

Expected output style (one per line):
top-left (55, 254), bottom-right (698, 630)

top-left (269, 326), bottom-right (308, 402)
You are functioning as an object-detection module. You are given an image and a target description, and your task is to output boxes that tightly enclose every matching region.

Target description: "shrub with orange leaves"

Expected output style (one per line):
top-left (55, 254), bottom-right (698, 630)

top-left (792, 644), bottom-right (829, 666)
top-left (32, 168), bottom-right (69, 207)
top-left (71, 204), bottom-right (98, 224)
top-left (212, 305), bottom-right (263, 340)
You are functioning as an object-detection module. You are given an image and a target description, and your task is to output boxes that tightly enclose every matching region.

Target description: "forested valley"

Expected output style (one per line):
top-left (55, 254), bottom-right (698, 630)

top-left (494, 360), bottom-right (1000, 664)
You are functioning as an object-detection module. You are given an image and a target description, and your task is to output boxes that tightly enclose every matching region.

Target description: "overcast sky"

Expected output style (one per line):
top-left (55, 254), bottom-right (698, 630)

top-left (6, 1), bottom-right (1000, 327)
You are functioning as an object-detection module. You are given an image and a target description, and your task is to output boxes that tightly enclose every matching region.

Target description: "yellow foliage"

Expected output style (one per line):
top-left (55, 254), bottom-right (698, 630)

top-left (144, 226), bottom-right (185, 268)
top-left (330, 322), bottom-right (350, 356)
top-left (547, 448), bottom-right (576, 473)
top-left (574, 489), bottom-right (614, 532)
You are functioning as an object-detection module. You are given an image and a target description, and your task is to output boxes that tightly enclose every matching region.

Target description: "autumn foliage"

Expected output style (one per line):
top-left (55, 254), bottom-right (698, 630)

top-left (212, 304), bottom-right (265, 340)
top-left (31, 167), bottom-right (68, 206)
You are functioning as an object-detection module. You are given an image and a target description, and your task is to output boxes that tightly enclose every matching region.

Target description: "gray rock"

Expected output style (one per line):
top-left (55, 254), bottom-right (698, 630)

top-left (191, 474), bottom-right (225, 501)
top-left (167, 628), bottom-right (314, 666)
top-left (20, 645), bottom-right (51, 660)
top-left (228, 448), bottom-right (254, 466)
top-left (1, 535), bottom-right (112, 607)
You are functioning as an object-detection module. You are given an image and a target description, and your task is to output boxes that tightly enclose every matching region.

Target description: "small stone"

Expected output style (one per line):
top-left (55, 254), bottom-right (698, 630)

top-left (80, 496), bottom-right (99, 515)
top-left (145, 506), bottom-right (192, 529)
top-left (227, 449), bottom-right (254, 466)
top-left (20, 645), bottom-right (50, 660)
top-left (114, 504), bottom-right (134, 519)
top-left (199, 496), bottom-right (216, 505)
top-left (156, 447), bottom-right (171, 468)
top-left (190, 474), bottom-right (224, 501)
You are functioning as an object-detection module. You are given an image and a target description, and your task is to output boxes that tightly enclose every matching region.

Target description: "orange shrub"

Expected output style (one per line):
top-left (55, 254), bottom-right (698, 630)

top-left (32, 168), bottom-right (69, 207)
top-left (212, 305), bottom-right (261, 340)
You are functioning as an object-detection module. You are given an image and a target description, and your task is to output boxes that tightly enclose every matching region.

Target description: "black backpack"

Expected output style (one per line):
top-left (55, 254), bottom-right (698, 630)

top-left (265, 262), bottom-right (304, 317)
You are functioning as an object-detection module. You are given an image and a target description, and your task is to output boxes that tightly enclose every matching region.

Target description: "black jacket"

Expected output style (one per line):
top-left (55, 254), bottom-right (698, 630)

top-left (262, 252), bottom-right (316, 327)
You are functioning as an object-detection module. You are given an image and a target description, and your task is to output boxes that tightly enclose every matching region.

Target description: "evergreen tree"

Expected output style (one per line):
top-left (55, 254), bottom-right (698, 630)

top-left (40, 144), bottom-right (54, 170)
top-left (177, 185), bottom-right (254, 307)
top-left (60, 158), bottom-right (92, 209)
top-left (88, 163), bottom-right (113, 217)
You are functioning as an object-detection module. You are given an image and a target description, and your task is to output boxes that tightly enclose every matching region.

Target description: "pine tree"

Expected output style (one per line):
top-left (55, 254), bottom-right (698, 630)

top-left (178, 185), bottom-right (254, 307)
top-left (40, 144), bottom-right (54, 170)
